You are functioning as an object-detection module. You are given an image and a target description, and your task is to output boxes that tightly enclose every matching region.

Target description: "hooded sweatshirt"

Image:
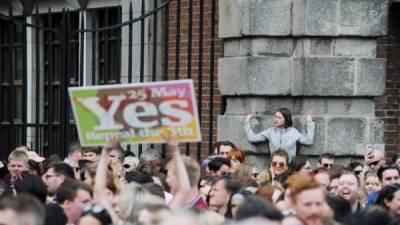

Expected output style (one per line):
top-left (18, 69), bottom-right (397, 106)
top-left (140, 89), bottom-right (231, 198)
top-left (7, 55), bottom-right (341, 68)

top-left (243, 121), bottom-right (315, 161)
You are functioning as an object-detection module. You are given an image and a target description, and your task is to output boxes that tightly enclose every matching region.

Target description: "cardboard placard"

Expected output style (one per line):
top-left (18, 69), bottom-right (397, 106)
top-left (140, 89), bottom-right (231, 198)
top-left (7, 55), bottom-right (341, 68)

top-left (69, 79), bottom-right (201, 146)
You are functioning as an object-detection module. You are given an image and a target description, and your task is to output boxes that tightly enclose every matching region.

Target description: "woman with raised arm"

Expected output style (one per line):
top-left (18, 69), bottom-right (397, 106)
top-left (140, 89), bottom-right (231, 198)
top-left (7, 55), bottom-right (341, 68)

top-left (244, 107), bottom-right (315, 161)
top-left (164, 137), bottom-right (192, 209)
top-left (91, 142), bottom-right (121, 224)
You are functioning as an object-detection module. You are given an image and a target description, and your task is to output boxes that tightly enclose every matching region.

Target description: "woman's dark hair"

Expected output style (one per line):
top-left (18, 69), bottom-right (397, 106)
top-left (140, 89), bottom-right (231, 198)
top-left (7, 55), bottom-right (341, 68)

top-left (225, 191), bottom-right (251, 219)
top-left (236, 195), bottom-right (283, 221)
top-left (212, 141), bottom-right (237, 155)
top-left (208, 157), bottom-right (231, 173)
top-left (325, 194), bottom-right (352, 222)
top-left (13, 173), bottom-right (48, 203)
top-left (45, 203), bottom-right (67, 225)
top-left (349, 162), bottom-right (363, 171)
top-left (289, 156), bottom-right (308, 174)
top-left (375, 183), bottom-right (400, 209)
top-left (275, 107), bottom-right (293, 128)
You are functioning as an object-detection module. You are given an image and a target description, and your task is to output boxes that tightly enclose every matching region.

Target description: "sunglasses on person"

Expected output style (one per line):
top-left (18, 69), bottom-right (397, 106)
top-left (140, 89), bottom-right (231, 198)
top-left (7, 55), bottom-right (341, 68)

top-left (82, 204), bottom-right (105, 214)
top-left (368, 160), bottom-right (380, 167)
top-left (354, 170), bottom-right (363, 176)
top-left (271, 161), bottom-right (285, 168)
top-left (322, 163), bottom-right (333, 168)
top-left (82, 204), bottom-right (112, 225)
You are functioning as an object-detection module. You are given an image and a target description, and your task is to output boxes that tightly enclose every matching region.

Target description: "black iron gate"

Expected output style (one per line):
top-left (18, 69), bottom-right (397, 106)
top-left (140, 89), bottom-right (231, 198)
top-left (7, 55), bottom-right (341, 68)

top-left (0, 0), bottom-right (220, 160)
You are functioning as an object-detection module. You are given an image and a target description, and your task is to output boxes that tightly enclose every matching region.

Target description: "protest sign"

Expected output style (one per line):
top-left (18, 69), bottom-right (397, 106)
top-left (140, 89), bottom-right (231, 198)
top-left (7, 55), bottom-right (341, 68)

top-left (69, 79), bottom-right (201, 146)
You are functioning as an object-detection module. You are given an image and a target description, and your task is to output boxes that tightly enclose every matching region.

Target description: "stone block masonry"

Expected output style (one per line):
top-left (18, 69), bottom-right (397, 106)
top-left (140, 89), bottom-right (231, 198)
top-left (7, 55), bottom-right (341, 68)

top-left (219, 56), bottom-right (386, 97)
top-left (218, 0), bottom-right (391, 160)
top-left (220, 0), bottom-right (389, 38)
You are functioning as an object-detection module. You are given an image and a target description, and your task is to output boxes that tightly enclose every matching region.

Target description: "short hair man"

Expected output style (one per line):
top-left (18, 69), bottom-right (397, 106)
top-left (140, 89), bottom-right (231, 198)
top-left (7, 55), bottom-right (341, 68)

top-left (328, 165), bottom-right (345, 195)
top-left (377, 163), bottom-right (400, 186)
top-left (288, 175), bottom-right (326, 225)
top-left (317, 153), bottom-right (335, 169)
top-left (7, 150), bottom-right (29, 183)
top-left (208, 157), bottom-right (231, 176)
top-left (213, 141), bottom-right (237, 158)
top-left (56, 179), bottom-right (92, 225)
top-left (337, 172), bottom-right (361, 213)
top-left (270, 149), bottom-right (289, 178)
top-left (166, 156), bottom-right (207, 209)
top-left (42, 163), bottom-right (75, 202)
top-left (209, 177), bottom-right (240, 215)
top-left (0, 194), bottom-right (45, 225)
top-left (81, 147), bottom-right (101, 162)
top-left (365, 163), bottom-right (400, 207)
top-left (64, 140), bottom-right (82, 169)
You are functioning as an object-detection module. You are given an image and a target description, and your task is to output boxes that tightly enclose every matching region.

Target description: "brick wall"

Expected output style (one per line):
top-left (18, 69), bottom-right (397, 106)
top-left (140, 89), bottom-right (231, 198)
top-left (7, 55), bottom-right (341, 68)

top-left (164, 0), bottom-right (222, 157)
top-left (376, 2), bottom-right (400, 159)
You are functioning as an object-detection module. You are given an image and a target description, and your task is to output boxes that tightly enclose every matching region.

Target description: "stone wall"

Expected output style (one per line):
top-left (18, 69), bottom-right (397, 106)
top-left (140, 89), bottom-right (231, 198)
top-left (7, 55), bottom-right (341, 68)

top-left (218, 0), bottom-right (390, 166)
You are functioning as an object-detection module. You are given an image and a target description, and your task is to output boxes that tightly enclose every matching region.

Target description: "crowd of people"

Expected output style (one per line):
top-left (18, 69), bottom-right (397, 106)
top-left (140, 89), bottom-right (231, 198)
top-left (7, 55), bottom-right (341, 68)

top-left (0, 108), bottom-right (399, 225)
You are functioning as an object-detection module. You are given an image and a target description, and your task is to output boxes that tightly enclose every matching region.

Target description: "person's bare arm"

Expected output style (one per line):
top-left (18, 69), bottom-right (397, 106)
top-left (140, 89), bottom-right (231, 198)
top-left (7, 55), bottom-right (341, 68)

top-left (94, 142), bottom-right (120, 223)
top-left (243, 113), bottom-right (271, 143)
top-left (167, 140), bottom-right (191, 210)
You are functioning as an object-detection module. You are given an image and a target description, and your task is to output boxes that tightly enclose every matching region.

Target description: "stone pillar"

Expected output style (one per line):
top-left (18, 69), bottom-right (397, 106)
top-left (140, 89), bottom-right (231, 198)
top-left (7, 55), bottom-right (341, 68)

top-left (218, 0), bottom-right (390, 166)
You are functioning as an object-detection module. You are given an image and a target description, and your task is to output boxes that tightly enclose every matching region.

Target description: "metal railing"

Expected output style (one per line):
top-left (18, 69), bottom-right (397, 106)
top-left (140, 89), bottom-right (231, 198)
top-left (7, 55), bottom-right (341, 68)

top-left (0, 0), bottom-right (220, 160)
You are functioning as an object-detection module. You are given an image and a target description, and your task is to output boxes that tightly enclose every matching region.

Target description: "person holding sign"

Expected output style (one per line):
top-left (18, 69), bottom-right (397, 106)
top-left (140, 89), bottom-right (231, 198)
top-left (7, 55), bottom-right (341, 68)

top-left (243, 108), bottom-right (315, 161)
